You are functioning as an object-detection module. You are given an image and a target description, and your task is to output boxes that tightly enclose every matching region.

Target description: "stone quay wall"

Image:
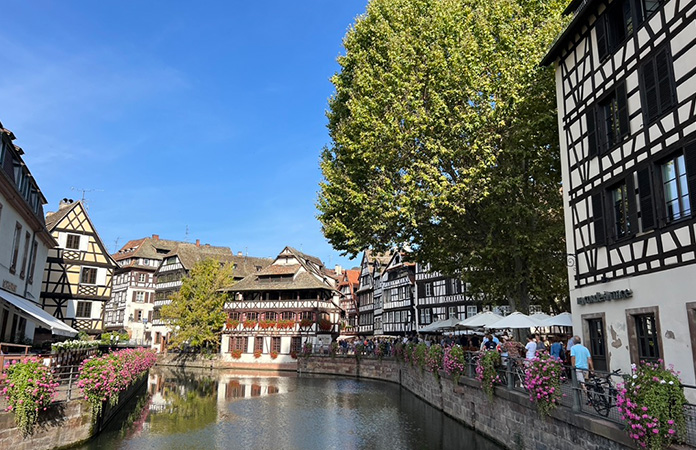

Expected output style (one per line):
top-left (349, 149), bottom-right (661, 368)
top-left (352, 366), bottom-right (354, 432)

top-left (299, 356), bottom-right (635, 450)
top-left (157, 353), bottom-right (298, 372)
top-left (0, 372), bottom-right (148, 450)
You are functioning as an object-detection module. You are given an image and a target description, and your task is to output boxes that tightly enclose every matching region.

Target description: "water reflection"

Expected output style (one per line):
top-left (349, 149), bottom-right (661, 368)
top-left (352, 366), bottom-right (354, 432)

top-left (77, 368), bottom-right (503, 450)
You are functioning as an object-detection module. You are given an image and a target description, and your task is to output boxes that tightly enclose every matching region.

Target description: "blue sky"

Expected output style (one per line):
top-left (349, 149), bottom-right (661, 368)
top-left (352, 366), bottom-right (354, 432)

top-left (1, 1), bottom-right (368, 269)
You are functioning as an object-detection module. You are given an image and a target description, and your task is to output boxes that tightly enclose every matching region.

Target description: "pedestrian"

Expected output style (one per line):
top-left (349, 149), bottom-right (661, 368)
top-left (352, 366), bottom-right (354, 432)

top-left (525, 334), bottom-right (537, 361)
top-left (566, 334), bottom-right (575, 352)
top-left (570, 335), bottom-right (594, 401)
top-left (549, 336), bottom-right (565, 361)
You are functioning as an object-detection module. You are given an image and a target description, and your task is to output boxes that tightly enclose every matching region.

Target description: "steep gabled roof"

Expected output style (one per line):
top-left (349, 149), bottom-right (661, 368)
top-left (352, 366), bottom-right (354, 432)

top-left (112, 236), bottom-right (183, 262)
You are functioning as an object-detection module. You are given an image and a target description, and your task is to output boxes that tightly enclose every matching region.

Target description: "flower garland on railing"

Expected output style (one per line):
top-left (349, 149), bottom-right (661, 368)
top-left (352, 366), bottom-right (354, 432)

top-left (1, 357), bottom-right (59, 436)
top-left (77, 348), bottom-right (157, 416)
top-left (259, 319), bottom-right (276, 330)
top-left (51, 340), bottom-right (99, 353)
top-left (524, 353), bottom-right (564, 416)
top-left (443, 344), bottom-right (466, 384)
top-left (427, 344), bottom-right (444, 378)
top-left (476, 350), bottom-right (501, 400)
top-left (617, 360), bottom-right (687, 450)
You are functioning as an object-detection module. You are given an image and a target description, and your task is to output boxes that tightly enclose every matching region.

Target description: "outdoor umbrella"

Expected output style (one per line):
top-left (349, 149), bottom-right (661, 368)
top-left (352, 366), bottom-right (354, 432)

top-left (488, 312), bottom-right (546, 329)
top-left (457, 311), bottom-right (503, 328)
top-left (541, 312), bottom-right (573, 327)
top-left (530, 313), bottom-right (552, 323)
top-left (420, 317), bottom-right (462, 332)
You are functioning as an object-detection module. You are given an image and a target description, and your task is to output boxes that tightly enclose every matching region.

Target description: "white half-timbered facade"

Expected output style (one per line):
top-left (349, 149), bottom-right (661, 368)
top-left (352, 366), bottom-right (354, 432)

top-left (0, 123), bottom-right (76, 343)
top-left (41, 199), bottom-right (117, 333)
top-left (543, 0), bottom-right (696, 378)
top-left (381, 251), bottom-right (416, 335)
top-left (415, 263), bottom-right (478, 328)
top-left (221, 246), bottom-right (340, 362)
top-left (337, 268), bottom-right (360, 336)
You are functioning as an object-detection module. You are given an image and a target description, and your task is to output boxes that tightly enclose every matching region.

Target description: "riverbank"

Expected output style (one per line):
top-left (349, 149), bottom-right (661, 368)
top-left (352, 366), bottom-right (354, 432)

top-left (299, 355), bottom-right (636, 450)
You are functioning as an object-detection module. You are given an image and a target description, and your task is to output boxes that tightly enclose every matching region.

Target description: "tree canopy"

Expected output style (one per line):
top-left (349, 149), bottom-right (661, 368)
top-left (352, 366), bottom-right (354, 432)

top-left (318, 0), bottom-right (570, 312)
top-left (160, 259), bottom-right (235, 350)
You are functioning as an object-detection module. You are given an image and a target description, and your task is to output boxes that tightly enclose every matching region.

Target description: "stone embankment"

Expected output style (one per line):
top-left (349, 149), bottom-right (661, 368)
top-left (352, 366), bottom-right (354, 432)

top-left (0, 373), bottom-right (147, 450)
top-left (156, 353), bottom-right (298, 371)
top-left (299, 356), bottom-right (635, 450)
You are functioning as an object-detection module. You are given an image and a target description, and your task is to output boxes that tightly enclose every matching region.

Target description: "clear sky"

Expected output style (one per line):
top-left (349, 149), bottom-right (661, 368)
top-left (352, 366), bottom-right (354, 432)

top-left (1, 1), bottom-right (369, 269)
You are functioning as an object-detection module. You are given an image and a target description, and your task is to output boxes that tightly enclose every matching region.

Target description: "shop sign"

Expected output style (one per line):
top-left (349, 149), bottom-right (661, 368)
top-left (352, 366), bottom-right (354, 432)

top-left (577, 289), bottom-right (633, 305)
top-left (2, 280), bottom-right (17, 293)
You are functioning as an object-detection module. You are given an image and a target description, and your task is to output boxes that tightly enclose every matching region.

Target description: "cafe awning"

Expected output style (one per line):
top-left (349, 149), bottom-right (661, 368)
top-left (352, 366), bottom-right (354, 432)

top-left (0, 290), bottom-right (78, 337)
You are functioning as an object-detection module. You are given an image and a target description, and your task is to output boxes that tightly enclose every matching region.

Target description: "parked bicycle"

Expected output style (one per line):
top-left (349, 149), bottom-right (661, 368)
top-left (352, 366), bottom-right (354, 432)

top-left (585, 369), bottom-right (621, 417)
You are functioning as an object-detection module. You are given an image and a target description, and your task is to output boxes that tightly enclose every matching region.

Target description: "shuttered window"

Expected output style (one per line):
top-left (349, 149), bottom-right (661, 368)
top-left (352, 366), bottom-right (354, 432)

top-left (587, 109), bottom-right (598, 158)
top-left (660, 154), bottom-right (691, 222)
top-left (592, 193), bottom-right (606, 246)
top-left (595, 0), bottom-right (633, 60)
top-left (637, 167), bottom-right (656, 230)
top-left (640, 47), bottom-right (676, 123)
top-left (598, 81), bottom-right (630, 150)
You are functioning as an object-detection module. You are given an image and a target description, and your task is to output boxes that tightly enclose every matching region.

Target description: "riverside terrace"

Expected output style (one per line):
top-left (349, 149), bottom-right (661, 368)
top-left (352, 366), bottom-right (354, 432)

top-left (299, 346), bottom-right (696, 449)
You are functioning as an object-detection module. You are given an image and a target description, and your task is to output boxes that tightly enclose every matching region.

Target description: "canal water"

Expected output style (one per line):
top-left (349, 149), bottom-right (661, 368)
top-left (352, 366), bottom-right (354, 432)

top-left (76, 367), bottom-right (504, 450)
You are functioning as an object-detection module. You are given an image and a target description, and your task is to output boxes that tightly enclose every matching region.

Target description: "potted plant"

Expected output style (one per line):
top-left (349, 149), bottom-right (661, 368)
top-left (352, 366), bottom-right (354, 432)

top-left (230, 349), bottom-right (242, 359)
top-left (299, 318), bottom-right (313, 329)
top-left (254, 349), bottom-right (262, 359)
top-left (270, 350), bottom-right (279, 359)
top-left (226, 319), bottom-right (240, 330)
top-left (243, 320), bottom-right (258, 329)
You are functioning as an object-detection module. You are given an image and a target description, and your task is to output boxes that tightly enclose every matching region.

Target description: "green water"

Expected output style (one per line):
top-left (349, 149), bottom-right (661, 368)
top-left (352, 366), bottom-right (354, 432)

top-left (76, 367), bottom-right (504, 450)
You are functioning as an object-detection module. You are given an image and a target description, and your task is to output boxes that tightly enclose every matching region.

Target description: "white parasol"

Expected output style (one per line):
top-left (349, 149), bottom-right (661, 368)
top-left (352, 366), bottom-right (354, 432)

top-left (541, 312), bottom-right (573, 327)
top-left (488, 312), bottom-right (546, 329)
top-left (457, 311), bottom-right (504, 328)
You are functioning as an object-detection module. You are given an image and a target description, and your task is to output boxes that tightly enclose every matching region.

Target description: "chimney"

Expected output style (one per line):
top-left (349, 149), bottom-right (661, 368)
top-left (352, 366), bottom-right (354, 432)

top-left (196, 239), bottom-right (200, 247)
top-left (152, 234), bottom-right (159, 241)
top-left (59, 198), bottom-right (74, 210)
top-left (335, 264), bottom-right (343, 275)
top-left (237, 251), bottom-right (243, 256)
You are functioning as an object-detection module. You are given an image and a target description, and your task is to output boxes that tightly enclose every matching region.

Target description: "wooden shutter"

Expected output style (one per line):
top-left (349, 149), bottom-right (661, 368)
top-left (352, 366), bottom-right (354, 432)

top-left (132, 291), bottom-right (137, 302)
top-left (587, 108), bottom-right (598, 158)
top-left (596, 16), bottom-right (608, 60)
top-left (642, 58), bottom-right (659, 121)
top-left (637, 167), bottom-right (656, 231)
top-left (592, 193), bottom-right (607, 245)
top-left (655, 48), bottom-right (673, 112)
top-left (627, 174), bottom-right (638, 235)
top-left (617, 81), bottom-right (629, 138)
top-left (684, 141), bottom-right (696, 216)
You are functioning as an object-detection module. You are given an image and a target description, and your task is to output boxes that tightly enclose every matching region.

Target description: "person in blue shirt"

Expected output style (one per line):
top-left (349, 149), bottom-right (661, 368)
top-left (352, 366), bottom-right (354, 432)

top-left (550, 336), bottom-right (565, 361)
top-left (570, 335), bottom-right (594, 402)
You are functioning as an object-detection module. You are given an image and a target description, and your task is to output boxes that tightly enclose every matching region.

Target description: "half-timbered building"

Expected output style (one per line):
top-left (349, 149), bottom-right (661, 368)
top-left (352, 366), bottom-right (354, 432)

top-left (337, 268), bottom-right (360, 336)
top-left (41, 199), bottom-right (117, 333)
top-left (220, 246), bottom-right (341, 363)
top-left (107, 234), bottom-right (184, 343)
top-left (543, 0), bottom-right (696, 379)
top-left (415, 263), bottom-right (478, 327)
top-left (382, 251), bottom-right (416, 335)
top-left (0, 122), bottom-right (77, 343)
top-left (355, 250), bottom-right (393, 336)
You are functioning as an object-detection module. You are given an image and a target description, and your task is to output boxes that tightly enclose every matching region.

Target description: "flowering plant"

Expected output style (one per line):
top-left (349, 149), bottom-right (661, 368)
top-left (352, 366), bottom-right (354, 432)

top-left (230, 349), bottom-right (242, 359)
top-left (78, 348), bottom-right (156, 416)
top-left (318, 318), bottom-right (332, 332)
top-left (476, 350), bottom-right (501, 400)
top-left (330, 342), bottom-right (339, 358)
top-left (226, 319), bottom-right (240, 330)
top-left (391, 342), bottom-right (405, 361)
top-left (413, 343), bottom-right (428, 372)
top-left (617, 360), bottom-right (686, 449)
top-left (1, 357), bottom-right (59, 436)
top-left (427, 344), bottom-right (444, 377)
top-left (242, 320), bottom-right (258, 329)
top-left (253, 349), bottom-right (262, 359)
top-left (443, 345), bottom-right (467, 384)
top-left (404, 342), bottom-right (416, 365)
top-left (354, 343), bottom-right (364, 361)
top-left (277, 319), bottom-right (295, 330)
top-left (51, 340), bottom-right (98, 352)
top-left (270, 350), bottom-right (279, 359)
top-left (524, 353), bottom-right (564, 416)
top-left (299, 318), bottom-right (313, 329)
top-left (302, 342), bottom-right (313, 356)
top-left (290, 350), bottom-right (298, 359)
top-left (259, 320), bottom-right (276, 330)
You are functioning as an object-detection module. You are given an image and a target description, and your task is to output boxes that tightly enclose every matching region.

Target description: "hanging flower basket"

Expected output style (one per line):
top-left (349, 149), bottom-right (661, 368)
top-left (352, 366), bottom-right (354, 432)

top-left (299, 318), bottom-right (313, 329)
top-left (270, 350), bottom-right (279, 360)
top-left (318, 318), bottom-right (332, 332)
top-left (226, 319), bottom-right (240, 330)
top-left (259, 320), bottom-right (276, 330)
top-left (243, 320), bottom-right (258, 329)
top-left (230, 349), bottom-right (242, 359)
top-left (253, 350), bottom-right (262, 359)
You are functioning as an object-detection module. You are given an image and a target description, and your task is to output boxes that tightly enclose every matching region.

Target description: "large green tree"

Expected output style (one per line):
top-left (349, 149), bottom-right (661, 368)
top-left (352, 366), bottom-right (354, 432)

top-left (318, 0), bottom-right (569, 312)
top-left (160, 259), bottom-right (235, 350)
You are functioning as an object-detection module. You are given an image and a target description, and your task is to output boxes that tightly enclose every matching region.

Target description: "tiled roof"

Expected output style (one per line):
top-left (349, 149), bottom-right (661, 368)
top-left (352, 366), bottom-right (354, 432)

top-left (45, 202), bottom-right (76, 230)
top-left (112, 236), bottom-right (184, 262)
top-left (224, 254), bottom-right (273, 279)
top-left (257, 264), bottom-right (300, 276)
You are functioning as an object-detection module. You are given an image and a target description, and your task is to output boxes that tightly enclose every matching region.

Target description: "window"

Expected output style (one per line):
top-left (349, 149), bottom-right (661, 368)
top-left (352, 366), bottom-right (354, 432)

top-left (660, 154), bottom-right (690, 222)
top-left (19, 232), bottom-right (30, 279)
top-left (228, 311), bottom-right (240, 321)
top-left (246, 312), bottom-right (258, 321)
top-left (81, 267), bottom-right (98, 284)
top-left (76, 301), bottom-right (92, 318)
top-left (600, 82), bottom-right (629, 149)
top-left (271, 337), bottom-right (281, 353)
top-left (611, 182), bottom-right (631, 238)
top-left (467, 305), bottom-right (478, 317)
top-left (265, 312), bottom-right (277, 321)
top-left (135, 292), bottom-right (145, 303)
top-left (433, 280), bottom-right (446, 296)
top-left (230, 337), bottom-right (248, 352)
top-left (138, 273), bottom-right (146, 282)
top-left (596, 0), bottom-right (632, 60)
top-left (254, 337), bottom-right (264, 352)
top-left (66, 234), bottom-right (81, 250)
top-left (27, 242), bottom-right (38, 284)
top-left (10, 222), bottom-right (22, 273)
top-left (425, 283), bottom-right (432, 297)
top-left (420, 308), bottom-right (432, 325)
top-left (280, 311), bottom-right (294, 321)
top-left (641, 47), bottom-right (676, 123)
top-left (635, 314), bottom-right (660, 363)
top-left (290, 337), bottom-right (302, 354)
top-left (299, 311), bottom-right (313, 321)
top-left (586, 317), bottom-right (608, 371)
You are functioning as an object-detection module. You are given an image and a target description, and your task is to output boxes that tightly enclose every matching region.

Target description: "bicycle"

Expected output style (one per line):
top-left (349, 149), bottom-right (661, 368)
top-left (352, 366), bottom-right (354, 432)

top-left (585, 369), bottom-right (621, 417)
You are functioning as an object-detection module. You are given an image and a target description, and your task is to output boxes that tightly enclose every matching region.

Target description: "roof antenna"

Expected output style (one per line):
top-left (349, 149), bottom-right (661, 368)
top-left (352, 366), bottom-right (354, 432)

top-left (184, 225), bottom-right (189, 242)
top-left (71, 186), bottom-right (103, 210)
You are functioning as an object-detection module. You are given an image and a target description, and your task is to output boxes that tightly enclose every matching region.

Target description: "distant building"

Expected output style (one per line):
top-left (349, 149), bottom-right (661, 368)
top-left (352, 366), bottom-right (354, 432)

top-left (220, 246), bottom-right (341, 362)
top-left (0, 123), bottom-right (77, 343)
top-left (381, 251), bottom-right (416, 335)
top-left (415, 263), bottom-right (477, 326)
top-left (41, 199), bottom-right (117, 334)
top-left (151, 241), bottom-right (270, 351)
top-left (542, 0), bottom-right (696, 378)
top-left (355, 250), bottom-right (393, 336)
top-left (337, 267), bottom-right (360, 336)
top-left (106, 234), bottom-right (183, 343)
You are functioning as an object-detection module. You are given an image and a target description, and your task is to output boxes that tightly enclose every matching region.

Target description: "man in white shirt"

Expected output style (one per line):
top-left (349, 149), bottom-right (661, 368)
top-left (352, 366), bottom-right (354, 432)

top-left (525, 334), bottom-right (537, 361)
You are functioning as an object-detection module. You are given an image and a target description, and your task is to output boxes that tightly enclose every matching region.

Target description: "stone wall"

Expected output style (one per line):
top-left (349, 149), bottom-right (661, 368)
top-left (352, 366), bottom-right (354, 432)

top-left (299, 356), bottom-right (635, 450)
top-left (0, 372), bottom-right (147, 450)
top-left (157, 353), bottom-right (298, 372)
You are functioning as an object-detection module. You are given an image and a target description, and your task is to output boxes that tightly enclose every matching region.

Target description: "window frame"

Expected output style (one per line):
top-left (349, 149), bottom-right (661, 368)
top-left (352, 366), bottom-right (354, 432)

top-left (65, 234), bottom-right (81, 250)
top-left (10, 222), bottom-right (22, 273)
top-left (659, 153), bottom-right (691, 223)
top-left (76, 301), bottom-right (92, 318)
top-left (640, 45), bottom-right (677, 124)
top-left (626, 306), bottom-right (663, 365)
top-left (80, 267), bottom-right (98, 285)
